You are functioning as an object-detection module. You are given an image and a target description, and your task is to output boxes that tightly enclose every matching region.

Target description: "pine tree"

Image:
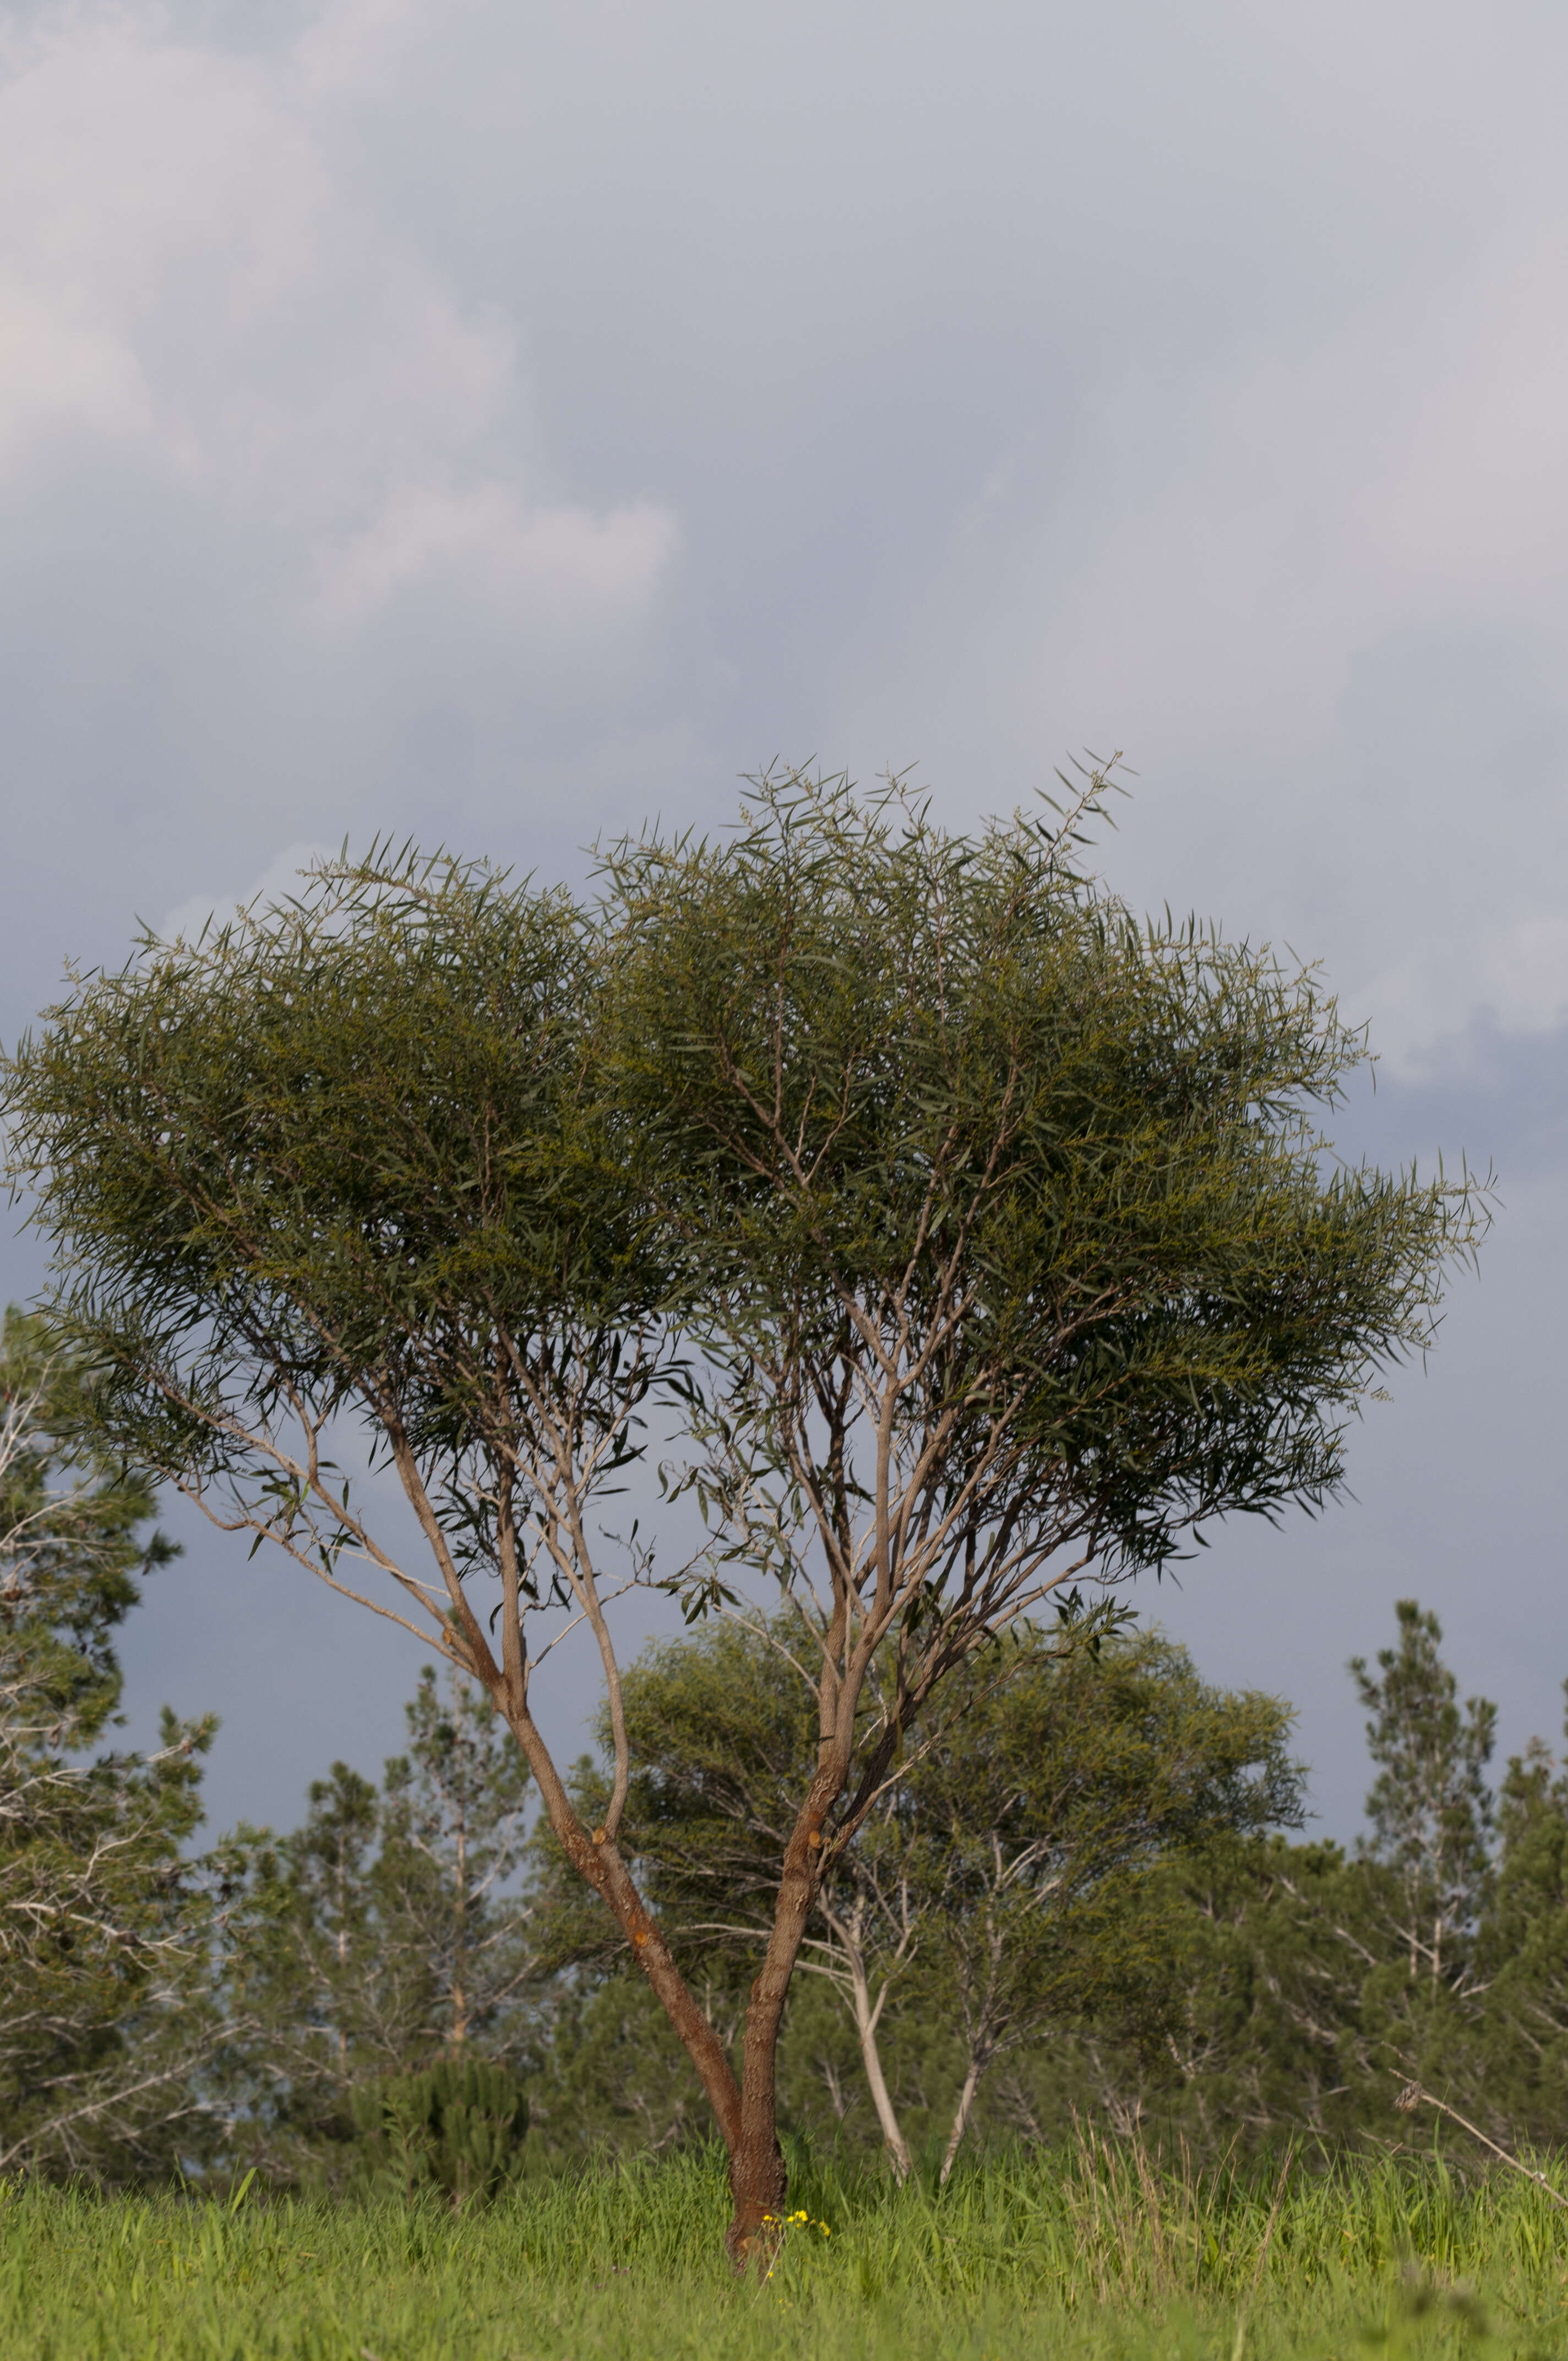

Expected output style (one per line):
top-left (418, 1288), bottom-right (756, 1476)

top-left (1463, 1696), bottom-right (1568, 2146)
top-left (1351, 1599), bottom-right (1495, 1992)
top-left (1072, 1605), bottom-right (1501, 2153)
top-left (350, 2054), bottom-right (530, 2206)
top-left (0, 1307), bottom-right (217, 2179)
top-left (216, 1762), bottom-right (436, 2176)
top-left (219, 1666), bottom-right (535, 2181)
top-left (377, 1665), bottom-right (534, 2055)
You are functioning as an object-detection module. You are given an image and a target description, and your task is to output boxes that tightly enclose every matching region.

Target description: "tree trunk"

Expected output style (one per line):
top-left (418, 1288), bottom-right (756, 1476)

top-left (453, 1748), bottom-right (468, 2047)
top-left (502, 1673), bottom-right (845, 2268)
top-left (722, 1786), bottom-right (846, 2265)
top-left (725, 1862), bottom-right (812, 2263)
top-left (499, 1694), bottom-right (743, 2148)
top-left (842, 1928), bottom-right (911, 2180)
top-left (939, 2052), bottom-right (984, 2186)
top-left (854, 1995), bottom-right (912, 2182)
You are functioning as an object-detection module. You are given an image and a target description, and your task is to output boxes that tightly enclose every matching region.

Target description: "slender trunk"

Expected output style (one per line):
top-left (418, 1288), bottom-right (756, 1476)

top-left (850, 1960), bottom-right (912, 2182)
top-left (940, 1902), bottom-right (1001, 2187)
top-left (485, 1462), bottom-right (748, 2225)
top-left (407, 1395), bottom-right (752, 2242)
top-left (939, 2052), bottom-right (984, 2186)
top-left (335, 1845), bottom-right (349, 2084)
top-left (721, 1584), bottom-right (891, 2261)
top-left (453, 1688), bottom-right (468, 2048)
top-left (511, 1689), bottom-right (842, 2267)
top-left (824, 1897), bottom-right (910, 2178)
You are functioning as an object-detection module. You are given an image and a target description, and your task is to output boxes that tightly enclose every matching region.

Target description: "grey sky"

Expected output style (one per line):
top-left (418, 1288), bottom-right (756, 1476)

top-left (2, 0), bottom-right (1564, 1842)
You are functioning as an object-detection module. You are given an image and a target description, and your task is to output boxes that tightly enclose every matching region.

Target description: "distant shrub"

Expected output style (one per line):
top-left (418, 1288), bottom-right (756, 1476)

top-left (350, 2057), bottom-right (529, 2207)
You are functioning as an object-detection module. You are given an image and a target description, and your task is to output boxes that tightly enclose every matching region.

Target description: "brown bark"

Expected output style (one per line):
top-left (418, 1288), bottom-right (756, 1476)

top-left (496, 1691), bottom-right (743, 2153)
top-left (723, 1776), bottom-right (843, 2264)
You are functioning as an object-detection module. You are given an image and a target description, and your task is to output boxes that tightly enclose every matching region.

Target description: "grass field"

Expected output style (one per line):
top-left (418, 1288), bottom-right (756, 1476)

top-left (6, 2135), bottom-right (1568, 2360)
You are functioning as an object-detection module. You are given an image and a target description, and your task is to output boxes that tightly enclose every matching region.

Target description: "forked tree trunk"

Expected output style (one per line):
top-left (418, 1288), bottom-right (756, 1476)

top-left (849, 1963), bottom-right (912, 2182)
top-left (494, 1618), bottom-right (847, 2266)
top-left (499, 1685), bottom-right (815, 2262)
top-left (503, 1711), bottom-right (743, 2124)
top-left (823, 1898), bottom-right (912, 2179)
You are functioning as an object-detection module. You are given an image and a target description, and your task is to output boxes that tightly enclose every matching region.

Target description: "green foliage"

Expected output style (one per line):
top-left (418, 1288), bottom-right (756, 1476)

top-left (214, 1765), bottom-right (421, 2178)
top-left (526, 1613), bottom-right (1305, 2168)
top-left (600, 772), bottom-right (1480, 1598)
top-left (1460, 1699), bottom-right (1568, 2149)
top-left (2, 2144), bottom-right (1566, 2359)
top-left (1035, 1604), bottom-right (1522, 2162)
top-left (888, 1629), bottom-right (1303, 2172)
top-left (377, 1664), bottom-right (534, 2051)
top-left (349, 2055), bottom-right (529, 2206)
top-left (0, 843), bottom-right (659, 1656)
top-left (533, 1966), bottom-right (737, 2157)
top-left (611, 1611), bottom-right (1302, 1964)
top-left (1353, 1600), bottom-right (1496, 1992)
top-left (1072, 1831), bottom-right (1393, 2147)
top-left (0, 1307), bottom-right (216, 2181)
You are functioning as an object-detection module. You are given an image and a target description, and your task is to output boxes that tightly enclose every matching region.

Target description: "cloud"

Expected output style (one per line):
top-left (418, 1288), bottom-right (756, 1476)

top-left (309, 482), bottom-right (679, 628)
top-left (294, 0), bottom-right (453, 98)
top-left (0, 1), bottom-right (676, 630)
top-left (1363, 240), bottom-right (1568, 605)
top-left (840, 224), bottom-right (1568, 1068)
top-left (157, 841), bottom-right (337, 949)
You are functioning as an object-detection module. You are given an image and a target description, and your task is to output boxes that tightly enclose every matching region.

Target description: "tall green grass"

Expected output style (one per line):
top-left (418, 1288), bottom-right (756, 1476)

top-left (4, 2136), bottom-right (1567, 2359)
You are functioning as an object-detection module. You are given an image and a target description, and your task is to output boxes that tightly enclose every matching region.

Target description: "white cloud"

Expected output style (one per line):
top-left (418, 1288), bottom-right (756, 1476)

top-left (157, 842), bottom-right (337, 948)
top-left (309, 480), bottom-right (678, 627)
top-left (294, 0), bottom-right (452, 98)
top-left (0, 0), bottom-right (676, 629)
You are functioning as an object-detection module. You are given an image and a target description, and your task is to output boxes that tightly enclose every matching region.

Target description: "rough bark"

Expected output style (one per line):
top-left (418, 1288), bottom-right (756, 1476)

top-left (724, 1812), bottom-right (823, 2261)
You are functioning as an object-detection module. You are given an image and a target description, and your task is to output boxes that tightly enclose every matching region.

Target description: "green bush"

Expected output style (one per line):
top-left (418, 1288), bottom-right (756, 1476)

top-left (349, 2056), bottom-right (529, 2206)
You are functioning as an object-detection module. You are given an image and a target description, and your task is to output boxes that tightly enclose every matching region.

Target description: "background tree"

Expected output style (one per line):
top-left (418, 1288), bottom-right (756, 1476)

top-left (1465, 1710), bottom-right (1568, 2148)
top-left (1117, 1831), bottom-right (1388, 2147)
top-left (377, 1665), bottom-right (533, 2054)
top-left (1064, 1601), bottom-right (1503, 2156)
top-left (350, 2055), bottom-right (529, 2208)
top-left (0, 1306), bottom-right (217, 2180)
top-left (3, 787), bottom-right (1483, 2259)
top-left (215, 1766), bottom-right (413, 2179)
top-left (894, 1630), bottom-right (1303, 2180)
top-left (574, 1614), bottom-right (1300, 2177)
top-left (219, 1670), bottom-right (534, 2183)
top-left (1341, 1600), bottom-right (1497, 2115)
top-left (1352, 1600), bottom-right (1495, 1993)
